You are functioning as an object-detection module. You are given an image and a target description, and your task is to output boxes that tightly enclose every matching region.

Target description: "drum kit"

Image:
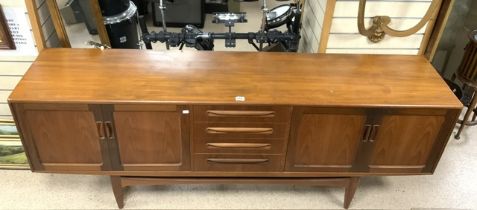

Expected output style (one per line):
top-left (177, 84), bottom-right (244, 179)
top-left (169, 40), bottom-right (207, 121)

top-left (141, 0), bottom-right (302, 52)
top-left (90, 0), bottom-right (302, 51)
top-left (266, 3), bottom-right (300, 31)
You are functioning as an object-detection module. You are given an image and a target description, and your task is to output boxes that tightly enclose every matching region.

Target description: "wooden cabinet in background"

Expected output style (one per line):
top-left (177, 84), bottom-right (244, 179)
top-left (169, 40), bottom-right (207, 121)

top-left (8, 49), bottom-right (463, 209)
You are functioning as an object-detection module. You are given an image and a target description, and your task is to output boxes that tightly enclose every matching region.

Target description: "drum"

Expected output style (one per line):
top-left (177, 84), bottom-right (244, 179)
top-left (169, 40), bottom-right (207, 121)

top-left (266, 4), bottom-right (293, 30)
top-left (99, 0), bottom-right (130, 16)
top-left (457, 30), bottom-right (477, 87)
top-left (103, 1), bottom-right (139, 49)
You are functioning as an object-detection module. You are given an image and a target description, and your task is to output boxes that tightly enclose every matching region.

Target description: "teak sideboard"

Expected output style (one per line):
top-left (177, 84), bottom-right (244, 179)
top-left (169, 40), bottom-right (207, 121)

top-left (8, 49), bottom-right (462, 209)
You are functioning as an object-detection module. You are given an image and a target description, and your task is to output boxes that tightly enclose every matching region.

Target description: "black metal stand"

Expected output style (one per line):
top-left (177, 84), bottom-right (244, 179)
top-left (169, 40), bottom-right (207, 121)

top-left (454, 30), bottom-right (477, 139)
top-left (455, 87), bottom-right (477, 139)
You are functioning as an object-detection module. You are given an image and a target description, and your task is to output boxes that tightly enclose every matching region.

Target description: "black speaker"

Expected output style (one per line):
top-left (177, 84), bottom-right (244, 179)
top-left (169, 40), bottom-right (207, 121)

top-left (152, 0), bottom-right (205, 28)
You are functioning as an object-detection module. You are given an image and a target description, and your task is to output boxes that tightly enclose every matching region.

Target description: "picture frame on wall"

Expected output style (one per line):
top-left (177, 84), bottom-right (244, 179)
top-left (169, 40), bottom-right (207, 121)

top-left (0, 120), bottom-right (28, 169)
top-left (0, 4), bottom-right (16, 50)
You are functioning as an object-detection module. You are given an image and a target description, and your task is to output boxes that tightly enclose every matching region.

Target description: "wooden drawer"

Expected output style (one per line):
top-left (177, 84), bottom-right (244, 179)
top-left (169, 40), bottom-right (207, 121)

top-left (193, 138), bottom-right (286, 154)
top-left (193, 154), bottom-right (285, 171)
top-left (194, 122), bottom-right (290, 139)
top-left (193, 106), bottom-right (292, 123)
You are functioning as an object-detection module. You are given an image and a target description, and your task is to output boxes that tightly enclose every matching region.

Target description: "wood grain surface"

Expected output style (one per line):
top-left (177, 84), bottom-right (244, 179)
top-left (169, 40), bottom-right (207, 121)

top-left (369, 115), bottom-right (445, 170)
top-left (9, 49), bottom-right (461, 108)
top-left (112, 105), bottom-right (190, 171)
top-left (23, 108), bottom-right (103, 169)
top-left (193, 154), bottom-right (285, 172)
top-left (287, 112), bottom-right (366, 172)
top-left (114, 112), bottom-right (183, 165)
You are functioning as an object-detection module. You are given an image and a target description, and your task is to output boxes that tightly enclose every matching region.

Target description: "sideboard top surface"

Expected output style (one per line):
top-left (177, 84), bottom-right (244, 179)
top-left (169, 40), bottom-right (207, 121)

top-left (8, 48), bottom-right (462, 108)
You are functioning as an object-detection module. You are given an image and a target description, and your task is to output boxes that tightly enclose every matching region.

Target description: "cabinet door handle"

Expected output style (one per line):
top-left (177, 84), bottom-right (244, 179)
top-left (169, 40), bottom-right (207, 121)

top-left (207, 143), bottom-right (272, 149)
top-left (207, 110), bottom-right (275, 118)
top-left (369, 125), bottom-right (380, 142)
top-left (206, 127), bottom-right (273, 135)
top-left (104, 121), bottom-right (115, 139)
top-left (207, 158), bottom-right (269, 164)
top-left (96, 121), bottom-right (105, 140)
top-left (362, 124), bottom-right (372, 142)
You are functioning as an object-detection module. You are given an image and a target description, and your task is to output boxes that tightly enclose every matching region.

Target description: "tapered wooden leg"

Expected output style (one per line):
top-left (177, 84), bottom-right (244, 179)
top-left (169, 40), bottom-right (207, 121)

top-left (344, 177), bottom-right (360, 209)
top-left (111, 176), bottom-right (124, 209)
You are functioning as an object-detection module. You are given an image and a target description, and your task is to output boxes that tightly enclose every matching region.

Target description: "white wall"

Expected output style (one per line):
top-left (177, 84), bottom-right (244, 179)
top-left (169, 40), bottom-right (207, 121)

top-left (299, 0), bottom-right (327, 53)
top-left (0, 0), bottom-right (61, 119)
top-left (0, 1), bottom-right (37, 119)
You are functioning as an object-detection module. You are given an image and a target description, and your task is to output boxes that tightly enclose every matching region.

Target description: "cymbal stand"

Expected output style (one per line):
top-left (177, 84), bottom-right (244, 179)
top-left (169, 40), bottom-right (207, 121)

top-left (259, 0), bottom-right (269, 51)
top-left (158, 0), bottom-right (170, 50)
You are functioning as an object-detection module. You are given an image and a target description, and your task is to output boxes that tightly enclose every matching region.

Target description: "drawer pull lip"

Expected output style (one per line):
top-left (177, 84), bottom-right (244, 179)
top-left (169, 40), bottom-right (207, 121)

top-left (105, 121), bottom-right (115, 139)
top-left (207, 143), bottom-right (272, 149)
top-left (207, 158), bottom-right (269, 164)
top-left (362, 124), bottom-right (372, 142)
top-left (207, 110), bottom-right (275, 117)
top-left (206, 127), bottom-right (273, 134)
top-left (96, 121), bottom-right (105, 140)
top-left (369, 125), bottom-right (380, 142)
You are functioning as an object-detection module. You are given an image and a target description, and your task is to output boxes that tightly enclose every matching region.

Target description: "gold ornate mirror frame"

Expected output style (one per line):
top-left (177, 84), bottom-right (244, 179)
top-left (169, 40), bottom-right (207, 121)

top-left (357, 0), bottom-right (442, 43)
top-left (25, 0), bottom-right (110, 50)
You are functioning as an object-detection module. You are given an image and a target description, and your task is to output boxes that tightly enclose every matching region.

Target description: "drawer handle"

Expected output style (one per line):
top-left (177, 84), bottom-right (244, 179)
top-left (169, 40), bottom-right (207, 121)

top-left (206, 127), bottom-right (273, 135)
top-left (207, 110), bottom-right (275, 117)
top-left (105, 121), bottom-right (115, 139)
top-left (369, 125), bottom-right (380, 142)
top-left (207, 143), bottom-right (272, 149)
top-left (96, 121), bottom-right (105, 140)
top-left (362, 124), bottom-right (372, 142)
top-left (207, 158), bottom-right (269, 164)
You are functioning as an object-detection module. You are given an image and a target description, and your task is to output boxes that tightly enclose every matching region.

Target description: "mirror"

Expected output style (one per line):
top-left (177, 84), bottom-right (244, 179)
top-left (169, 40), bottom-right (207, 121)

top-left (55, 0), bottom-right (107, 47)
top-left (49, 0), bottom-right (303, 52)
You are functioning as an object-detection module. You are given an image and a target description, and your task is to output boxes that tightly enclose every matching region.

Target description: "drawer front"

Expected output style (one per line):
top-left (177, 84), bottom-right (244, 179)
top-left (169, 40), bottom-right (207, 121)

top-left (193, 106), bottom-right (292, 123)
top-left (193, 154), bottom-right (285, 171)
top-left (193, 138), bottom-right (286, 154)
top-left (194, 122), bottom-right (289, 139)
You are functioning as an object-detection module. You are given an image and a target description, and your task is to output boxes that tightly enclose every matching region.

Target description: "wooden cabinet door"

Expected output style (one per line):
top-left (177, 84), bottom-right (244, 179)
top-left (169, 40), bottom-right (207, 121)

top-left (13, 104), bottom-right (108, 171)
top-left (367, 112), bottom-right (446, 173)
top-left (286, 108), bottom-right (367, 172)
top-left (107, 105), bottom-right (190, 171)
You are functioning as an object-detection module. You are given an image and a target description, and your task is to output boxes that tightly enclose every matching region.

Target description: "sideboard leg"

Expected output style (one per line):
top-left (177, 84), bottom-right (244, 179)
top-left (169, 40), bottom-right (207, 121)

top-left (111, 176), bottom-right (124, 209)
top-left (344, 177), bottom-right (360, 209)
